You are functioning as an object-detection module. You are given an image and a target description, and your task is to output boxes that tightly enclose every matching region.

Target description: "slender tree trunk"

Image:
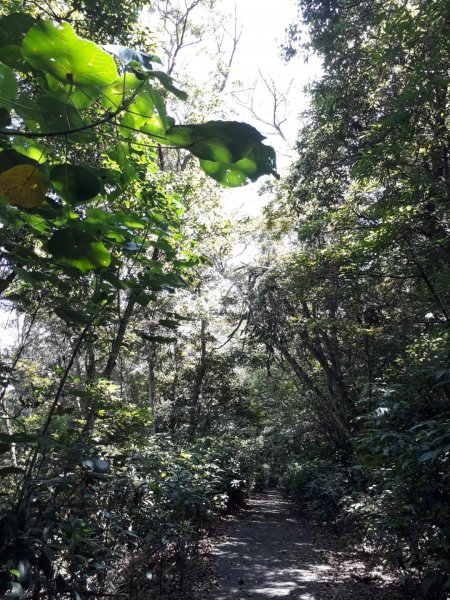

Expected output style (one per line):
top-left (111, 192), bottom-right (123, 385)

top-left (189, 319), bottom-right (207, 438)
top-left (82, 294), bottom-right (136, 436)
top-left (148, 342), bottom-right (157, 434)
top-left (103, 295), bottom-right (136, 379)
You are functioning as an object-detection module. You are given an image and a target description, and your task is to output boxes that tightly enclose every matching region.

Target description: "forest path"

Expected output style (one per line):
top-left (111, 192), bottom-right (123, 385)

top-left (207, 489), bottom-right (408, 600)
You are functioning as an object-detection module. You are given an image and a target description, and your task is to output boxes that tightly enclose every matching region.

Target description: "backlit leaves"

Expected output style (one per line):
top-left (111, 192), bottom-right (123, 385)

top-left (22, 21), bottom-right (118, 86)
top-left (47, 227), bottom-right (111, 273)
top-left (0, 62), bottom-right (17, 106)
top-left (50, 165), bottom-right (100, 204)
top-left (164, 121), bottom-right (278, 186)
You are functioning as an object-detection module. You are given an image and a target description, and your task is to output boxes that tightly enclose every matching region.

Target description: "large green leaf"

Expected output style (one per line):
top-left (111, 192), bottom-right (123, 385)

top-left (22, 21), bottom-right (118, 86)
top-left (0, 14), bottom-right (35, 70)
top-left (47, 227), bottom-right (111, 273)
top-left (100, 73), bottom-right (142, 109)
top-left (147, 71), bottom-right (187, 101)
top-left (161, 121), bottom-right (278, 187)
top-left (166, 121), bottom-right (265, 161)
top-left (119, 87), bottom-right (155, 137)
top-left (45, 74), bottom-right (100, 109)
top-left (10, 137), bottom-right (46, 163)
top-left (36, 95), bottom-right (93, 141)
top-left (54, 305), bottom-right (91, 325)
top-left (50, 164), bottom-right (100, 204)
top-left (147, 87), bottom-right (170, 129)
top-left (0, 149), bottom-right (38, 174)
top-left (201, 143), bottom-right (278, 187)
top-left (10, 95), bottom-right (42, 132)
top-left (0, 62), bottom-right (18, 107)
top-left (0, 13), bottom-right (35, 47)
top-left (0, 107), bottom-right (10, 127)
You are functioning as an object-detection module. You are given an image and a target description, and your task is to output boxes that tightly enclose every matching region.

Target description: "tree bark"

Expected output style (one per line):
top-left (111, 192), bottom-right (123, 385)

top-left (189, 319), bottom-right (207, 438)
top-left (148, 342), bottom-right (157, 434)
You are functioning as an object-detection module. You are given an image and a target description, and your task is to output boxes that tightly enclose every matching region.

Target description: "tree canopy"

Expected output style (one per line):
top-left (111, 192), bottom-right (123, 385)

top-left (0, 1), bottom-right (449, 599)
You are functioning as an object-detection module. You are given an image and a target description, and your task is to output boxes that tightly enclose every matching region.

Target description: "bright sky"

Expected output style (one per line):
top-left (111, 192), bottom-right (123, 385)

top-left (234, 0), bottom-right (298, 72)
top-left (145, 0), bottom-right (320, 162)
top-left (217, 0), bottom-right (321, 215)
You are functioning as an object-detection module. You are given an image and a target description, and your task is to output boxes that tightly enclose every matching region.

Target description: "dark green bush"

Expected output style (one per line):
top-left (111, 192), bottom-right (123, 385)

top-left (0, 435), bottom-right (255, 598)
top-left (281, 457), bottom-right (353, 521)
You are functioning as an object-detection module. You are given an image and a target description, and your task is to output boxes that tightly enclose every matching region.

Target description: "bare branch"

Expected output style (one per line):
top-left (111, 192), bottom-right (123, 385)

top-left (231, 72), bottom-right (294, 140)
top-left (215, 3), bottom-right (242, 93)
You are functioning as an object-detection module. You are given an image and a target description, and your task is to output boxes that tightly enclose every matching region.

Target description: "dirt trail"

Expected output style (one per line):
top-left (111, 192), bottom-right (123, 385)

top-left (207, 490), bottom-right (411, 600)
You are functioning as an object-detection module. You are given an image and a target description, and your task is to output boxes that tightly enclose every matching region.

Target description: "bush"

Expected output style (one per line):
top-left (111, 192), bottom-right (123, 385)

top-left (344, 409), bottom-right (450, 598)
top-left (0, 435), bottom-right (256, 598)
top-left (281, 457), bottom-right (353, 521)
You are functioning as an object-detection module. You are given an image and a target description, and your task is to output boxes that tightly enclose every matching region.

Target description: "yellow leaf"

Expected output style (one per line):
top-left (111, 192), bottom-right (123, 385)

top-left (0, 165), bottom-right (47, 208)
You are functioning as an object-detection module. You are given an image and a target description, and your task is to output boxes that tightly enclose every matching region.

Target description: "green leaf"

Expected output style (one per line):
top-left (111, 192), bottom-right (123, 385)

top-left (45, 74), bottom-right (100, 109)
top-left (0, 432), bottom-right (38, 444)
top-left (11, 138), bottom-right (46, 163)
top-left (37, 95), bottom-right (92, 141)
top-left (9, 570), bottom-right (20, 578)
top-left (50, 164), bottom-right (100, 204)
top-left (0, 62), bottom-right (18, 107)
top-left (141, 115), bottom-right (167, 138)
top-left (0, 45), bottom-right (27, 71)
top-left (198, 160), bottom-right (247, 187)
top-left (199, 145), bottom-right (278, 186)
top-left (54, 305), bottom-right (91, 325)
top-left (147, 71), bottom-right (187, 100)
top-left (159, 319), bottom-right (179, 329)
top-left (140, 334), bottom-right (176, 344)
top-left (22, 21), bottom-right (118, 87)
top-left (100, 73), bottom-right (142, 109)
top-left (0, 106), bottom-right (11, 127)
top-left (10, 95), bottom-right (41, 132)
top-left (0, 13), bottom-right (35, 70)
top-left (0, 13), bottom-right (36, 47)
top-left (147, 87), bottom-right (169, 129)
top-left (162, 121), bottom-right (278, 186)
top-left (119, 87), bottom-right (154, 136)
top-left (166, 121), bottom-right (264, 162)
top-left (131, 291), bottom-right (156, 306)
top-left (418, 450), bottom-right (437, 462)
top-left (36, 436), bottom-right (63, 449)
top-left (47, 227), bottom-right (111, 273)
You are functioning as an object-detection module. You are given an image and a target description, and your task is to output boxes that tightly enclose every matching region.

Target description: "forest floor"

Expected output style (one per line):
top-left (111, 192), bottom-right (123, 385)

top-left (175, 489), bottom-right (417, 600)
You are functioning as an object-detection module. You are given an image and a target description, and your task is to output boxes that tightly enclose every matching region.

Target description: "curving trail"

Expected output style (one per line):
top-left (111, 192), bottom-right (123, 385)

top-left (207, 490), bottom-right (411, 600)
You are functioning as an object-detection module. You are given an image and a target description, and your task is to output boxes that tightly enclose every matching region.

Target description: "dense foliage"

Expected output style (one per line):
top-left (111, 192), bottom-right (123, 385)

top-left (0, 1), bottom-right (276, 597)
top-left (0, 0), bottom-right (449, 599)
top-left (253, 0), bottom-right (449, 596)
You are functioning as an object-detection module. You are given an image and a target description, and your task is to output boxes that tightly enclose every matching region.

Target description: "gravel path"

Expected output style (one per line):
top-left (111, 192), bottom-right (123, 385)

top-left (207, 490), bottom-right (412, 600)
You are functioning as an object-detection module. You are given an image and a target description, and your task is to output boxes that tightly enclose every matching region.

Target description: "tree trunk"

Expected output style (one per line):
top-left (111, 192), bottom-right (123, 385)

top-left (148, 342), bottom-right (157, 434)
top-left (189, 319), bottom-right (207, 438)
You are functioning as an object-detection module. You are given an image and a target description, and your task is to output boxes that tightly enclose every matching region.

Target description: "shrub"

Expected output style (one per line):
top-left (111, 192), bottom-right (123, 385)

top-left (281, 457), bottom-right (353, 521)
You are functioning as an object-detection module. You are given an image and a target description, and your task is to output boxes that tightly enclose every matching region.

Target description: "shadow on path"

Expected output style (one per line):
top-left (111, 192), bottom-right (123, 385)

top-left (207, 490), bottom-right (410, 600)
